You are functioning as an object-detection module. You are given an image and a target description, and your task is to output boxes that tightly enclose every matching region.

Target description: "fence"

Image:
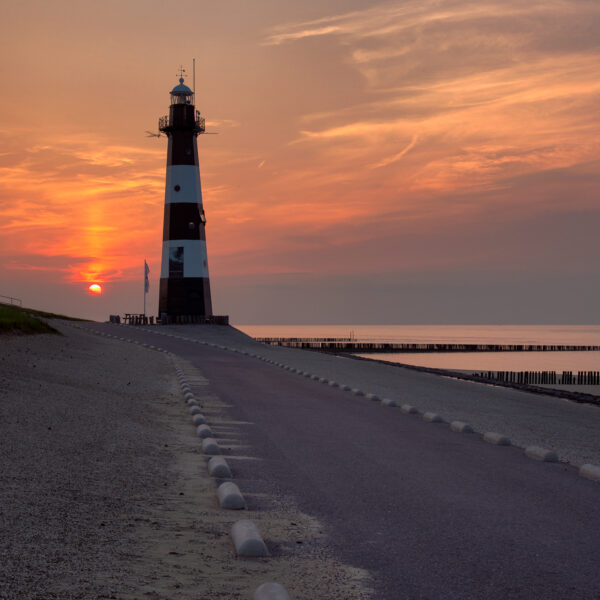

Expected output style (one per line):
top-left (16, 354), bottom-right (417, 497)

top-left (478, 371), bottom-right (600, 385)
top-left (0, 295), bottom-right (22, 306)
top-left (255, 338), bottom-right (600, 353)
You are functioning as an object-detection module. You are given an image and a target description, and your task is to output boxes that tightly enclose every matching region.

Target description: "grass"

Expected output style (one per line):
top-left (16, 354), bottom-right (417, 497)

top-left (17, 306), bottom-right (87, 321)
top-left (0, 303), bottom-right (86, 335)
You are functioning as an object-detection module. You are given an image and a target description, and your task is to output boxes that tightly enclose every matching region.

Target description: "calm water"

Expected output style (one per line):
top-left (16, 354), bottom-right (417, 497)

top-left (235, 324), bottom-right (600, 372)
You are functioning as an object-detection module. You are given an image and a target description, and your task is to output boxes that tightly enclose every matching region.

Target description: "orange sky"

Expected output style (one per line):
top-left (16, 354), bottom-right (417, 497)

top-left (1, 0), bottom-right (599, 323)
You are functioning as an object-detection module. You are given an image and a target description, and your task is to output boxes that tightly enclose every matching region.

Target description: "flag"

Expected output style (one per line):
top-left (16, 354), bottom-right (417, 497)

top-left (144, 260), bottom-right (150, 293)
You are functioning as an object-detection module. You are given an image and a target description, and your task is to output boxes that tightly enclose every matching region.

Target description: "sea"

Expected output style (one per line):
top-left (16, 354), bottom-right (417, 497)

top-left (235, 325), bottom-right (600, 373)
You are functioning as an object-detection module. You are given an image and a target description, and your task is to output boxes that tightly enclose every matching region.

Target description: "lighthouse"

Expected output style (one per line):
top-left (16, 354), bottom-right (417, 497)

top-left (158, 76), bottom-right (213, 320)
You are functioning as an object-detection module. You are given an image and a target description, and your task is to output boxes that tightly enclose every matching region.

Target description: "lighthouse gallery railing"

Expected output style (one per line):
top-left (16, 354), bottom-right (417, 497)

top-left (159, 113), bottom-right (206, 133)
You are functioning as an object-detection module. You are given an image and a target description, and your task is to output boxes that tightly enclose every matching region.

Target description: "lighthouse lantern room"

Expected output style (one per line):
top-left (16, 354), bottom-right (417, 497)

top-left (158, 75), bottom-right (214, 321)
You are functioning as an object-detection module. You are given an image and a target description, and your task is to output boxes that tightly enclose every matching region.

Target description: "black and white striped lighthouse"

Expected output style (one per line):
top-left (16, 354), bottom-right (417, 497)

top-left (158, 76), bottom-right (213, 319)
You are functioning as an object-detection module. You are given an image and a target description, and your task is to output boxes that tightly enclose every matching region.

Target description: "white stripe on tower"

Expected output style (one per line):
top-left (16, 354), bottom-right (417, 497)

top-left (160, 240), bottom-right (209, 278)
top-left (165, 165), bottom-right (203, 204)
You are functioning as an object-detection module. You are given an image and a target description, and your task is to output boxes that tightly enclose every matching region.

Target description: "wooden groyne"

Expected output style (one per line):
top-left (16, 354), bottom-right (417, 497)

top-left (478, 371), bottom-right (600, 385)
top-left (255, 338), bottom-right (600, 354)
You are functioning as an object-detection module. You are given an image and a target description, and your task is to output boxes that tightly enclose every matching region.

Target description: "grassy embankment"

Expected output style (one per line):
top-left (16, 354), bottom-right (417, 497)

top-left (0, 303), bottom-right (86, 335)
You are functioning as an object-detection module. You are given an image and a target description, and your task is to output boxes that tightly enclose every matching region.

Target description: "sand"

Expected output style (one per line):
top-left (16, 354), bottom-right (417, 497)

top-left (0, 323), bottom-right (372, 599)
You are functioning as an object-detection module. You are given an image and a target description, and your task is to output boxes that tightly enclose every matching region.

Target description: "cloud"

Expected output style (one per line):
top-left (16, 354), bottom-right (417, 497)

top-left (0, 133), bottom-right (164, 283)
top-left (265, 25), bottom-right (343, 46)
top-left (273, 1), bottom-right (600, 206)
top-left (265, 1), bottom-right (558, 46)
top-left (370, 134), bottom-right (418, 169)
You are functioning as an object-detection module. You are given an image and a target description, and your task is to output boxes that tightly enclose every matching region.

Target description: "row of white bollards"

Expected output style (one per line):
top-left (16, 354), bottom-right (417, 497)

top-left (129, 322), bottom-right (600, 485)
top-left (196, 339), bottom-right (600, 482)
top-left (173, 360), bottom-right (291, 599)
top-left (66, 323), bottom-right (292, 598)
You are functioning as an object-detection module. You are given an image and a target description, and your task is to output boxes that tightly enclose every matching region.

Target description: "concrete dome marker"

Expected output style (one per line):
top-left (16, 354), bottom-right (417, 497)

top-left (483, 432), bottom-right (511, 446)
top-left (525, 446), bottom-right (559, 462)
top-left (253, 582), bottom-right (291, 600)
top-left (196, 424), bottom-right (213, 438)
top-left (450, 421), bottom-right (474, 433)
top-left (231, 520), bottom-right (268, 557)
top-left (192, 413), bottom-right (207, 426)
top-left (217, 481), bottom-right (246, 509)
top-left (202, 437), bottom-right (221, 455)
top-left (207, 456), bottom-right (232, 478)
top-left (579, 464), bottom-right (600, 482)
top-left (422, 412), bottom-right (443, 423)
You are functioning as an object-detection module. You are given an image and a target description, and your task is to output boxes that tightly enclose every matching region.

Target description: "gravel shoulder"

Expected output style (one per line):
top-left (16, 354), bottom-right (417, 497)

top-left (1, 323), bottom-right (175, 599)
top-left (0, 323), bottom-right (371, 599)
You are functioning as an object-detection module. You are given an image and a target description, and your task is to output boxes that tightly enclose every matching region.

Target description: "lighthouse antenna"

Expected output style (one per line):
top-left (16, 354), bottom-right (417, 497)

top-left (193, 58), bottom-right (196, 100)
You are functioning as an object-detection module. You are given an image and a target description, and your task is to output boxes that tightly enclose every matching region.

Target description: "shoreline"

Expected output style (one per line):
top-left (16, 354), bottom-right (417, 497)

top-left (340, 352), bottom-right (600, 406)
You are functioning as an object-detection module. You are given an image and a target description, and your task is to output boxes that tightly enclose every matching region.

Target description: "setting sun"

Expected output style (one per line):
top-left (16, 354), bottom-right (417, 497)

top-left (88, 284), bottom-right (102, 295)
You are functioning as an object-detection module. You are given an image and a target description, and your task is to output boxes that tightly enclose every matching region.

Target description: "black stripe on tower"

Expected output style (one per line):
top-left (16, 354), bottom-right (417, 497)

top-left (163, 203), bottom-right (207, 241)
top-left (167, 131), bottom-right (199, 166)
top-left (167, 103), bottom-right (199, 165)
top-left (159, 278), bottom-right (213, 316)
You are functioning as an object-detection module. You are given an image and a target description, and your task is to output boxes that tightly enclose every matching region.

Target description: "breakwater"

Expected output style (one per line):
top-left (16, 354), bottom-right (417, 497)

top-left (255, 338), bottom-right (600, 354)
top-left (478, 371), bottom-right (600, 385)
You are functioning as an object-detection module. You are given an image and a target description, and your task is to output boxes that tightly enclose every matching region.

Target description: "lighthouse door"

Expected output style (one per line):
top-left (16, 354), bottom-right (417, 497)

top-left (169, 246), bottom-right (184, 278)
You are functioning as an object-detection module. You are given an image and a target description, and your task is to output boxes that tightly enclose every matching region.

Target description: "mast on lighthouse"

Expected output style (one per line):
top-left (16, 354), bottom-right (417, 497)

top-left (158, 74), bottom-right (213, 321)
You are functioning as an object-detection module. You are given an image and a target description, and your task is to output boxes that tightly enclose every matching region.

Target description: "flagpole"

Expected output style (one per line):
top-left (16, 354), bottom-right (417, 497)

top-left (143, 259), bottom-right (146, 317)
top-left (143, 259), bottom-right (151, 321)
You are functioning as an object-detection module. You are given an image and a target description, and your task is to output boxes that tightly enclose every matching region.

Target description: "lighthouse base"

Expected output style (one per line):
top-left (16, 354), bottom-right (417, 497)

top-left (159, 277), bottom-right (213, 317)
top-left (158, 314), bottom-right (229, 325)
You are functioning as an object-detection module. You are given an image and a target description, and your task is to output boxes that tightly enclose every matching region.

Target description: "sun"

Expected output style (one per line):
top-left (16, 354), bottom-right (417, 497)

top-left (88, 283), bottom-right (102, 295)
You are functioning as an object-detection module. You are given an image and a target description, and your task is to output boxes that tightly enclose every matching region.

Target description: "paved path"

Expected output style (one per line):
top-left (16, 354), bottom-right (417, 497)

top-left (145, 325), bottom-right (600, 467)
top-left (83, 323), bottom-right (600, 599)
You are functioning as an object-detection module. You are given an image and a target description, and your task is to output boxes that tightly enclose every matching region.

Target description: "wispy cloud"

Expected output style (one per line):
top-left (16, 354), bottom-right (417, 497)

top-left (370, 134), bottom-right (418, 169)
top-left (269, 0), bottom-right (600, 202)
top-left (265, 1), bottom-right (562, 46)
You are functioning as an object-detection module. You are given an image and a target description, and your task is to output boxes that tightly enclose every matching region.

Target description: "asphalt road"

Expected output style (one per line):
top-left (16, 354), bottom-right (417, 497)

top-left (84, 324), bottom-right (600, 599)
